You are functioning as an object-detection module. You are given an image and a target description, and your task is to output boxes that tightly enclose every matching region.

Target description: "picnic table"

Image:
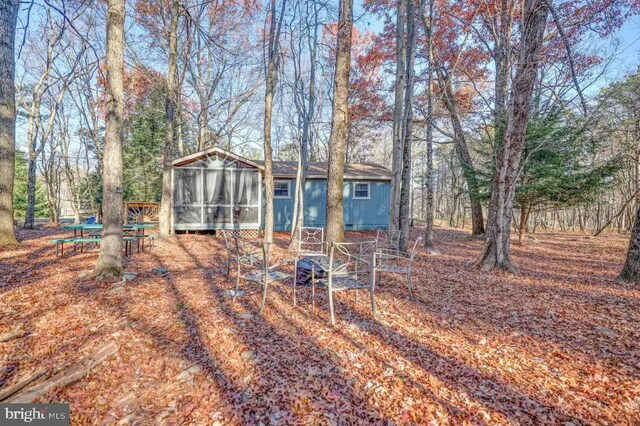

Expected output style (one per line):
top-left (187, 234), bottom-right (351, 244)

top-left (61, 223), bottom-right (103, 238)
top-left (124, 223), bottom-right (155, 252)
top-left (55, 223), bottom-right (156, 257)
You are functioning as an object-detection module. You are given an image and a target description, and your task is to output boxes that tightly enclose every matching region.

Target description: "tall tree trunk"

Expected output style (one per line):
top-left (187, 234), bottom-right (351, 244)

top-left (475, 0), bottom-right (549, 271)
top-left (0, 0), bottom-right (18, 245)
top-left (493, 0), bottom-right (513, 148)
top-left (197, 107), bottom-right (208, 150)
top-left (94, 0), bottom-right (125, 280)
top-left (399, 0), bottom-right (420, 250)
top-left (25, 157), bottom-right (37, 228)
top-left (518, 203), bottom-right (526, 244)
top-left (176, 100), bottom-right (184, 156)
top-left (389, 0), bottom-right (406, 235)
top-left (263, 0), bottom-right (286, 244)
top-left (159, 0), bottom-right (179, 239)
top-left (289, 0), bottom-right (318, 250)
top-left (618, 203), bottom-right (640, 282)
top-left (325, 0), bottom-right (353, 245)
top-left (436, 67), bottom-right (485, 235)
top-left (423, 0), bottom-right (435, 249)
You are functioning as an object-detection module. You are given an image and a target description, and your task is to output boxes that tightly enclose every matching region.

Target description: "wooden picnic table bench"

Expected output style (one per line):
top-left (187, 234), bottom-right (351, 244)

top-left (52, 236), bottom-right (139, 257)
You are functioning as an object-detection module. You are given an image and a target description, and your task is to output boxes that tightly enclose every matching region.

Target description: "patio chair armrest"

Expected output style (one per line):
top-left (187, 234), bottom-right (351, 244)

top-left (375, 252), bottom-right (412, 265)
top-left (376, 248), bottom-right (410, 257)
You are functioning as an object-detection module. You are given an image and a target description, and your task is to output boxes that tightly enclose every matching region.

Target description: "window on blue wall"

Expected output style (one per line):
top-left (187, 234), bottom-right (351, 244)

top-left (274, 180), bottom-right (291, 198)
top-left (353, 182), bottom-right (370, 199)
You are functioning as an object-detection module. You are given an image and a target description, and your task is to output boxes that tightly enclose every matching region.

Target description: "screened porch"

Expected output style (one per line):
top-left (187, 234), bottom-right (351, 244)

top-left (172, 154), bottom-right (262, 230)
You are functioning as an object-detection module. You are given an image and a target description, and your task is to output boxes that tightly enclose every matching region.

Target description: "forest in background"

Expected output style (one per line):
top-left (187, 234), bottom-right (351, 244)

top-left (5, 1), bottom-right (639, 232)
top-left (0, 0), bottom-right (639, 279)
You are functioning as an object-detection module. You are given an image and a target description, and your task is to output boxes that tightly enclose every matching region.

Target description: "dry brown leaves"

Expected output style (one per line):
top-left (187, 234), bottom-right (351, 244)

top-left (0, 226), bottom-right (639, 425)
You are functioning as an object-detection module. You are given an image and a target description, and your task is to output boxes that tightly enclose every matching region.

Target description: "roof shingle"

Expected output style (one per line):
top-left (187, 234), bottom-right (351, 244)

top-left (258, 161), bottom-right (391, 180)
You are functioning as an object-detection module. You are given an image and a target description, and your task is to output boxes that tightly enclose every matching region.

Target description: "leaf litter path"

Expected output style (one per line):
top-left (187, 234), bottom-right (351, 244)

top-left (1, 227), bottom-right (639, 425)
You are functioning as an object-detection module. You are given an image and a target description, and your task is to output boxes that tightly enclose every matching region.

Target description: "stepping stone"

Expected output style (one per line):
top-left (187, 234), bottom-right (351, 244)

top-left (349, 321), bottom-right (370, 331)
top-left (222, 289), bottom-right (244, 298)
top-left (241, 350), bottom-right (255, 361)
top-left (238, 313), bottom-right (255, 320)
top-left (123, 271), bottom-right (137, 281)
top-left (176, 364), bottom-right (203, 383)
top-left (153, 267), bottom-right (169, 276)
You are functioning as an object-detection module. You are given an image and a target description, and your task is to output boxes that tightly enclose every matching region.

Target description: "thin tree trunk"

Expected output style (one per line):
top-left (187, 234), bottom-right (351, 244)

top-left (493, 0), bottom-right (513, 148)
top-left (399, 0), bottom-right (420, 250)
top-left (325, 0), bottom-right (353, 245)
top-left (518, 203), bottom-right (526, 244)
top-left (594, 188), bottom-right (640, 236)
top-left (94, 0), bottom-right (125, 280)
top-left (618, 203), bottom-right (640, 282)
top-left (263, 0), bottom-right (286, 244)
top-left (159, 0), bottom-right (179, 239)
top-left (389, 0), bottom-right (406, 235)
top-left (475, 0), bottom-right (549, 271)
top-left (25, 158), bottom-right (37, 228)
top-left (0, 0), bottom-right (19, 245)
top-left (289, 0), bottom-right (318, 249)
top-left (423, 0), bottom-right (435, 249)
top-left (435, 67), bottom-right (484, 235)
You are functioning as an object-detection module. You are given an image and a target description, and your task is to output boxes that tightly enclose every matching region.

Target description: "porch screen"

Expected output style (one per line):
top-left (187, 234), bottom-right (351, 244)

top-left (173, 162), bottom-right (260, 228)
top-left (174, 168), bottom-right (202, 224)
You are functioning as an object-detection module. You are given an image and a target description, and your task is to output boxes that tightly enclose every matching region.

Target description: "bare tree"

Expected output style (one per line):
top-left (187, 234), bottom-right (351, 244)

top-left (159, 0), bottom-right (179, 239)
top-left (422, 0), bottom-right (435, 249)
top-left (325, 0), bottom-right (353, 245)
top-left (434, 65), bottom-right (485, 235)
top-left (263, 0), bottom-right (287, 244)
top-left (288, 0), bottom-right (321, 249)
top-left (0, 0), bottom-right (19, 245)
top-left (389, 0), bottom-right (406, 235)
top-left (475, 0), bottom-right (549, 271)
top-left (398, 0), bottom-right (421, 250)
top-left (21, 7), bottom-right (86, 229)
top-left (94, 0), bottom-right (125, 280)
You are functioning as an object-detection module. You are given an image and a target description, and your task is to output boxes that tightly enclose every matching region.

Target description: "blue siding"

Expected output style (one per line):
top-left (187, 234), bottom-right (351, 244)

top-left (273, 179), bottom-right (389, 231)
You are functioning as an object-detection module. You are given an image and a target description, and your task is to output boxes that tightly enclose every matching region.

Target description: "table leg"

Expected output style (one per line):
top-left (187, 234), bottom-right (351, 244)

top-left (141, 228), bottom-right (145, 252)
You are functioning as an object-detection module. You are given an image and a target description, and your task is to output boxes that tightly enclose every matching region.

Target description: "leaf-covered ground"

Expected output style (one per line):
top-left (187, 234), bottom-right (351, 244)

top-left (1, 227), bottom-right (639, 425)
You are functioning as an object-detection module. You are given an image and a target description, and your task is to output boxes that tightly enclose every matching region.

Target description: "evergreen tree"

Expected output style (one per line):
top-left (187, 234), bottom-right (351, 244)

top-left (123, 87), bottom-right (165, 202)
top-left (478, 109), bottom-right (619, 241)
top-left (13, 151), bottom-right (49, 219)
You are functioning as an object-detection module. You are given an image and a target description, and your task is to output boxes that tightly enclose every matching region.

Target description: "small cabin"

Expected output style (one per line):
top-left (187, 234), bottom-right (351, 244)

top-left (170, 147), bottom-right (391, 232)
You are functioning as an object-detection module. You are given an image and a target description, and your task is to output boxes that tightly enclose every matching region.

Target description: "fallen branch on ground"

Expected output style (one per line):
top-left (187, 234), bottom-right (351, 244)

top-left (0, 368), bottom-right (49, 401)
top-left (7, 341), bottom-right (119, 404)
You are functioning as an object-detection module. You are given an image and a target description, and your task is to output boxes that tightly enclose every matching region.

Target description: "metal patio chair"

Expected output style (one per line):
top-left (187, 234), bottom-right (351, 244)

top-left (315, 241), bottom-right (377, 326)
top-left (221, 229), bottom-right (260, 279)
top-left (375, 229), bottom-right (401, 252)
top-left (231, 237), bottom-right (295, 314)
top-left (295, 227), bottom-right (325, 258)
top-left (374, 236), bottom-right (422, 298)
top-left (292, 227), bottom-right (325, 305)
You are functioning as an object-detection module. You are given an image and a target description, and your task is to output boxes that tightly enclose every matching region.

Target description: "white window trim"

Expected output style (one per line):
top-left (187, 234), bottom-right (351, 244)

top-left (353, 182), bottom-right (371, 199)
top-left (274, 180), bottom-right (291, 199)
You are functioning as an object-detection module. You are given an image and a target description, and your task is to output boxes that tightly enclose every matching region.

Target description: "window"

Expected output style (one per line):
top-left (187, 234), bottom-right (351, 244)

top-left (274, 180), bottom-right (291, 198)
top-left (353, 182), bottom-right (370, 199)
